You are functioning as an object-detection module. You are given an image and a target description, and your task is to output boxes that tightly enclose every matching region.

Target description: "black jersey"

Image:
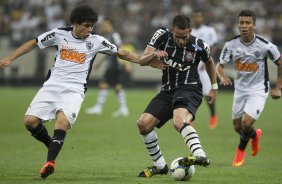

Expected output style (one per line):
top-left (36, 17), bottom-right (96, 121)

top-left (148, 28), bottom-right (211, 91)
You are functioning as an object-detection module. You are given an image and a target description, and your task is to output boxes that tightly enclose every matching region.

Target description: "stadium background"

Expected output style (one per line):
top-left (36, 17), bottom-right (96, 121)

top-left (1, 1), bottom-right (282, 183)
top-left (0, 0), bottom-right (281, 87)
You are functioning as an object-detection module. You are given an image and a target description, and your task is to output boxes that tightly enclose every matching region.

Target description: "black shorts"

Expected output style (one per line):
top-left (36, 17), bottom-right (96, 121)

top-left (144, 84), bottom-right (203, 128)
top-left (101, 68), bottom-right (123, 86)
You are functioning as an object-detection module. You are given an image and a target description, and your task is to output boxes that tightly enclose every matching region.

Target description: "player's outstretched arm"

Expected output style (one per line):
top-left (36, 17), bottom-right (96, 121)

top-left (271, 58), bottom-right (282, 99)
top-left (0, 39), bottom-right (38, 68)
top-left (139, 46), bottom-right (168, 69)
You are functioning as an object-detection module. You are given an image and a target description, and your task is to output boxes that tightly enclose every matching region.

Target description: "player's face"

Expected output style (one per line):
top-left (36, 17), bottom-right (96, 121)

top-left (238, 16), bottom-right (255, 38)
top-left (172, 27), bottom-right (191, 48)
top-left (73, 22), bottom-right (94, 39)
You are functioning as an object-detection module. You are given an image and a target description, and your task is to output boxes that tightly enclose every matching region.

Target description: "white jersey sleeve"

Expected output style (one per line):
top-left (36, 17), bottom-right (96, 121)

top-left (97, 36), bottom-right (118, 55)
top-left (37, 28), bottom-right (59, 49)
top-left (219, 41), bottom-right (232, 65)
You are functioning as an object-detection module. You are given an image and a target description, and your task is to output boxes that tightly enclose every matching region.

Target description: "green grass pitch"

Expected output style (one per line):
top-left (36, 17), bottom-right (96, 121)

top-left (0, 87), bottom-right (282, 184)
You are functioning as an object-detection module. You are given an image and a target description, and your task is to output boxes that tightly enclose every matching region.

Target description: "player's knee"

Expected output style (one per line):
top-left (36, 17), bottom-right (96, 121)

top-left (55, 119), bottom-right (70, 131)
top-left (137, 118), bottom-right (151, 134)
top-left (23, 115), bottom-right (40, 129)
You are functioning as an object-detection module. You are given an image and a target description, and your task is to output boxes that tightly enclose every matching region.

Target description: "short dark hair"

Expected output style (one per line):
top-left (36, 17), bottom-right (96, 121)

top-left (70, 5), bottom-right (98, 24)
top-left (172, 15), bottom-right (191, 29)
top-left (238, 9), bottom-right (256, 24)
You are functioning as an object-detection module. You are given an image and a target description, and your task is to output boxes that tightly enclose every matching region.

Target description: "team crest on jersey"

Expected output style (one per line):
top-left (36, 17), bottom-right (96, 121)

top-left (86, 41), bottom-right (94, 50)
top-left (254, 50), bottom-right (260, 58)
top-left (184, 51), bottom-right (194, 62)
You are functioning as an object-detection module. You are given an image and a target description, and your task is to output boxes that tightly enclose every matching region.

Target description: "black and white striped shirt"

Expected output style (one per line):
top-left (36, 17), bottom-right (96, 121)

top-left (148, 28), bottom-right (211, 91)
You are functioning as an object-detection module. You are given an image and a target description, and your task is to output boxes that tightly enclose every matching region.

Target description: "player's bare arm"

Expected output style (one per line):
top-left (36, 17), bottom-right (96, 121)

top-left (0, 39), bottom-right (38, 68)
top-left (216, 63), bottom-right (233, 85)
top-left (271, 58), bottom-right (282, 99)
top-left (205, 57), bottom-right (218, 104)
top-left (139, 46), bottom-right (168, 69)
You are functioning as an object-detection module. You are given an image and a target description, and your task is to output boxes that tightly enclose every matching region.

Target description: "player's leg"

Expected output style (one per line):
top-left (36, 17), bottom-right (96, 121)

top-left (40, 111), bottom-right (70, 179)
top-left (173, 108), bottom-right (210, 167)
top-left (112, 84), bottom-right (129, 117)
top-left (86, 82), bottom-right (109, 115)
top-left (24, 115), bottom-right (51, 148)
top-left (172, 85), bottom-right (209, 167)
top-left (137, 92), bottom-right (172, 177)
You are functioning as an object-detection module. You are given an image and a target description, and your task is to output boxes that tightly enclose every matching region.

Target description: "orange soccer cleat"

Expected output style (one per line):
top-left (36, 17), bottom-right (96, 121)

top-left (232, 147), bottom-right (246, 167)
top-left (40, 161), bottom-right (55, 179)
top-left (250, 128), bottom-right (262, 156)
top-left (209, 116), bottom-right (218, 129)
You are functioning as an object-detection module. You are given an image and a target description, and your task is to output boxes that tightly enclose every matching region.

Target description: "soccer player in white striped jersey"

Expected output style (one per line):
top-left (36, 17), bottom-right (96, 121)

top-left (192, 9), bottom-right (219, 129)
top-left (216, 9), bottom-right (282, 167)
top-left (0, 5), bottom-right (165, 178)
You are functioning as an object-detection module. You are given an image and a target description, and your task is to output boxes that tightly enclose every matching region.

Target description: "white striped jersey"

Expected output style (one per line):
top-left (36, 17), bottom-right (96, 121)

top-left (37, 27), bottom-right (118, 92)
top-left (219, 34), bottom-right (281, 92)
top-left (192, 24), bottom-right (218, 47)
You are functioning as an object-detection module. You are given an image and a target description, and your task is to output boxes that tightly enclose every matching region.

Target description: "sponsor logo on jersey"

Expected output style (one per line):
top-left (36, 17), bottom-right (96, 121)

top-left (41, 32), bottom-right (55, 43)
top-left (235, 61), bottom-right (259, 72)
top-left (86, 41), bottom-right (94, 50)
top-left (164, 58), bottom-right (191, 71)
top-left (102, 40), bottom-right (114, 49)
top-left (60, 49), bottom-right (86, 64)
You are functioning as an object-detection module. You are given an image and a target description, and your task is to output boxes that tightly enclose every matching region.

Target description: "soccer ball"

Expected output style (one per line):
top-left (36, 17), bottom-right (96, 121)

top-left (170, 157), bottom-right (195, 181)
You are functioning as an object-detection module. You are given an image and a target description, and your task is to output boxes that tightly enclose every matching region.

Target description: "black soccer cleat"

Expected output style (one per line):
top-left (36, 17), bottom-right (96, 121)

top-left (179, 155), bottom-right (210, 167)
top-left (138, 164), bottom-right (168, 177)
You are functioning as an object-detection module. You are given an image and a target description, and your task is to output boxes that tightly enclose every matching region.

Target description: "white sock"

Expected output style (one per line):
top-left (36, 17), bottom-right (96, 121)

top-left (95, 89), bottom-right (108, 108)
top-left (142, 130), bottom-right (166, 169)
top-left (180, 124), bottom-right (206, 157)
top-left (116, 90), bottom-right (128, 110)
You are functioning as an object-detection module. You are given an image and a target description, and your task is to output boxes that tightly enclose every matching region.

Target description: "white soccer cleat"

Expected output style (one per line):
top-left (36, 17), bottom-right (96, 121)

top-left (85, 106), bottom-right (102, 115)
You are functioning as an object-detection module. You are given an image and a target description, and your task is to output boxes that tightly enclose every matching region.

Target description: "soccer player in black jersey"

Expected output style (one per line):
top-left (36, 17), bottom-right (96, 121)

top-left (137, 15), bottom-right (218, 177)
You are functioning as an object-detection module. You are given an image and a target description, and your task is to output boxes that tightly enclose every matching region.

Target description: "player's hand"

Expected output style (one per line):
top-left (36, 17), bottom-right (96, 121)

top-left (149, 60), bottom-right (169, 70)
top-left (208, 89), bottom-right (217, 104)
top-left (0, 58), bottom-right (12, 68)
top-left (154, 50), bottom-right (168, 60)
top-left (270, 87), bottom-right (281, 99)
top-left (219, 76), bottom-right (232, 86)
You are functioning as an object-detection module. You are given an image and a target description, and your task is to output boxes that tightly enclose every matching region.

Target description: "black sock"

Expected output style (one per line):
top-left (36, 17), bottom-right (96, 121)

top-left (47, 129), bottom-right (66, 161)
top-left (238, 129), bottom-right (255, 150)
top-left (27, 123), bottom-right (51, 148)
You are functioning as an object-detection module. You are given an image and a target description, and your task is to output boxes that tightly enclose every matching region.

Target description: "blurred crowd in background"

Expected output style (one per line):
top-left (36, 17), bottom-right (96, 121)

top-left (1, 0), bottom-right (282, 49)
top-left (0, 0), bottom-right (281, 85)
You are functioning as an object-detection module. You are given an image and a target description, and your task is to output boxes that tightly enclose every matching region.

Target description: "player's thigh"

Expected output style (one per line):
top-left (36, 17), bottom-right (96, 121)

top-left (25, 86), bottom-right (58, 122)
top-left (58, 90), bottom-right (85, 127)
top-left (232, 91), bottom-right (246, 119)
top-left (144, 91), bottom-right (173, 128)
top-left (244, 91), bottom-right (268, 120)
top-left (173, 85), bottom-right (203, 122)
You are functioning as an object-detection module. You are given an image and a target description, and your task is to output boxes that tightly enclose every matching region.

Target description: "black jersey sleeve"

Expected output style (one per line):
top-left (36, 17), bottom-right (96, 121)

top-left (199, 40), bottom-right (211, 63)
top-left (148, 28), bottom-right (168, 49)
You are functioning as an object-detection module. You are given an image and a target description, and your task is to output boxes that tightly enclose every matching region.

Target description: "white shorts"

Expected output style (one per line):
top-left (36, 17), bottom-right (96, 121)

top-left (25, 84), bottom-right (85, 126)
top-left (198, 62), bottom-right (211, 96)
top-left (232, 89), bottom-right (268, 120)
